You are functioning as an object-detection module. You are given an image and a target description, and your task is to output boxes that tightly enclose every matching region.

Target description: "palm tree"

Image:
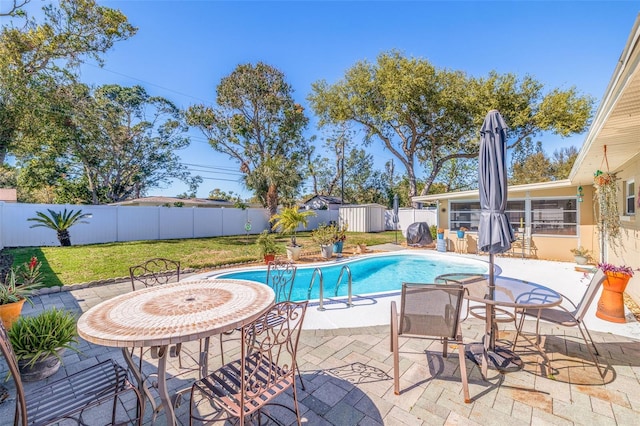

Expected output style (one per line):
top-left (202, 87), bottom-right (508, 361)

top-left (270, 206), bottom-right (316, 247)
top-left (28, 209), bottom-right (91, 246)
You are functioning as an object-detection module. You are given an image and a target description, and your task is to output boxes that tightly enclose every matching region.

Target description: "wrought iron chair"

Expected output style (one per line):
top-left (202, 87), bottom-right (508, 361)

top-left (218, 260), bottom-right (305, 386)
top-left (0, 320), bottom-right (143, 426)
top-left (190, 301), bottom-right (308, 426)
top-left (129, 257), bottom-right (181, 290)
top-left (391, 283), bottom-right (471, 403)
top-left (129, 257), bottom-right (188, 369)
top-left (512, 269), bottom-right (607, 376)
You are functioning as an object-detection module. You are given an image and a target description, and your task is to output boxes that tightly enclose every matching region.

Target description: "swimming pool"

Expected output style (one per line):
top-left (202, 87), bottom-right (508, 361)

top-left (212, 252), bottom-right (490, 302)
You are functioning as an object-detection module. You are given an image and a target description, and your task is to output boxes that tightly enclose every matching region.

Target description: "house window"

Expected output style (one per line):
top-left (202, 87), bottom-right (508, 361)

top-left (626, 180), bottom-right (635, 215)
top-left (449, 200), bottom-right (525, 232)
top-left (529, 198), bottom-right (577, 235)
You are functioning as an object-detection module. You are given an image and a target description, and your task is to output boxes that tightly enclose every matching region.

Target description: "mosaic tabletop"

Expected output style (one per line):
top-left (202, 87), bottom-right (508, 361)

top-left (77, 279), bottom-right (275, 348)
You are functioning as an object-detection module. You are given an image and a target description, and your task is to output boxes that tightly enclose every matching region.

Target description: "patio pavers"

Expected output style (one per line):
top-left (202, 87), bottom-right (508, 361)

top-left (1, 280), bottom-right (640, 425)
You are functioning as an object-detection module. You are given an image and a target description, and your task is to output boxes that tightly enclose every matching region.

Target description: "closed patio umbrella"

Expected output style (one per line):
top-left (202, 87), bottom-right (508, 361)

top-left (472, 109), bottom-right (518, 373)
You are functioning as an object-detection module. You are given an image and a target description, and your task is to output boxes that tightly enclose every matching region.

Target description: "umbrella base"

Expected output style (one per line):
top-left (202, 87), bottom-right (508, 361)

top-left (465, 342), bottom-right (523, 374)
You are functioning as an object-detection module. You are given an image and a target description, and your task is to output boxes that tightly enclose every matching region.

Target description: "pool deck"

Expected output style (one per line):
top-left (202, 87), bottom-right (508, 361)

top-left (2, 248), bottom-right (640, 425)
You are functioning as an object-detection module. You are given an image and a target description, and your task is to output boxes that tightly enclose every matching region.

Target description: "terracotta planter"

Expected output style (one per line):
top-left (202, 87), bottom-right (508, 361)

top-left (0, 298), bottom-right (26, 330)
top-left (263, 254), bottom-right (276, 265)
top-left (596, 272), bottom-right (631, 323)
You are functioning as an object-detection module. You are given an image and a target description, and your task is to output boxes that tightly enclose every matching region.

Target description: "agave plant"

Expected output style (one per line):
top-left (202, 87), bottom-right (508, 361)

top-left (27, 209), bottom-right (91, 246)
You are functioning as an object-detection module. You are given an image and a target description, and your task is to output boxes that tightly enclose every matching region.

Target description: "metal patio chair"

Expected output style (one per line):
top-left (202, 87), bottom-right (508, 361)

top-left (129, 257), bottom-right (181, 290)
top-left (391, 283), bottom-right (471, 403)
top-left (436, 273), bottom-right (518, 337)
top-left (0, 320), bottom-right (143, 426)
top-left (190, 301), bottom-right (308, 426)
top-left (218, 260), bottom-right (305, 387)
top-left (512, 269), bottom-right (607, 376)
top-left (129, 257), bottom-right (189, 369)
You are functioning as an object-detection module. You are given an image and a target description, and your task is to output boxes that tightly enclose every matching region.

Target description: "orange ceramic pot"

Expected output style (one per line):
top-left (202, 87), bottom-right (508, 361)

top-left (596, 272), bottom-right (631, 323)
top-left (263, 254), bottom-right (275, 265)
top-left (0, 298), bottom-right (26, 330)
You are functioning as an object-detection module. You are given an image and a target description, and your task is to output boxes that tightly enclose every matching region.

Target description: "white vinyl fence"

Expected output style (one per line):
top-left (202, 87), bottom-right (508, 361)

top-left (0, 203), bottom-right (339, 249)
top-left (0, 202), bottom-right (435, 248)
top-left (385, 208), bottom-right (437, 236)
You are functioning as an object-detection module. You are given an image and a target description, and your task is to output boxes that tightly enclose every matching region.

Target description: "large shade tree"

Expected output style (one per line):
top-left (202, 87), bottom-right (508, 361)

top-left (0, 0), bottom-right (137, 167)
top-left (62, 84), bottom-right (198, 203)
top-left (186, 62), bottom-right (310, 216)
top-left (308, 50), bottom-right (593, 200)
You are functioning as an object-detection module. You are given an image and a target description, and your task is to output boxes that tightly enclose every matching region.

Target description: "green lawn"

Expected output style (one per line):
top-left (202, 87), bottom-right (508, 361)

top-left (6, 231), bottom-right (397, 286)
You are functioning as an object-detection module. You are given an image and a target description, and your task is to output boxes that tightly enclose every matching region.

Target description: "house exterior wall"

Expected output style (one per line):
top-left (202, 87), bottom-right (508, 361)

top-left (606, 154), bottom-right (640, 305)
top-left (432, 184), bottom-right (598, 262)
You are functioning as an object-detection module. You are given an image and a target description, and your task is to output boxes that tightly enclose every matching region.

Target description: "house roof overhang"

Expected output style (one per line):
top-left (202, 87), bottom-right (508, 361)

top-left (570, 13), bottom-right (640, 185)
top-left (412, 180), bottom-right (574, 203)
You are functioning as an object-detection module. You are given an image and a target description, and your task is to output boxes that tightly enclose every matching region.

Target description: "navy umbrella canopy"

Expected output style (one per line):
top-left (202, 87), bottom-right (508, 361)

top-left (478, 110), bottom-right (515, 254)
top-left (477, 109), bottom-right (516, 354)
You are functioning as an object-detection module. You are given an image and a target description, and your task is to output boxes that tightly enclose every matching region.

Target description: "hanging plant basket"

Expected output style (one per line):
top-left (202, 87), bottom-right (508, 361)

top-left (593, 169), bottom-right (623, 253)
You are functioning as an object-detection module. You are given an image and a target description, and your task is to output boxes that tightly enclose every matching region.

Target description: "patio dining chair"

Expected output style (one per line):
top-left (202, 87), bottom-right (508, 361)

top-left (190, 300), bottom-right (308, 426)
top-left (0, 320), bottom-right (143, 426)
top-left (129, 257), bottom-right (181, 290)
top-left (129, 257), bottom-right (190, 369)
top-left (218, 260), bottom-right (305, 387)
top-left (512, 269), bottom-right (607, 376)
top-left (435, 273), bottom-right (518, 337)
top-left (391, 283), bottom-right (471, 403)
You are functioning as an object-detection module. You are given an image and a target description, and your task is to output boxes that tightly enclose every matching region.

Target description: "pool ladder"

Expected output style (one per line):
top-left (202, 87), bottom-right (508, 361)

top-left (307, 265), bottom-right (353, 311)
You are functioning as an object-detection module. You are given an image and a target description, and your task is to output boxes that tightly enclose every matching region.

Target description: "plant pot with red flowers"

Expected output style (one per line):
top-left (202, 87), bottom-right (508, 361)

top-left (0, 257), bottom-right (45, 330)
top-left (596, 263), bottom-right (636, 323)
top-left (255, 231), bottom-right (282, 265)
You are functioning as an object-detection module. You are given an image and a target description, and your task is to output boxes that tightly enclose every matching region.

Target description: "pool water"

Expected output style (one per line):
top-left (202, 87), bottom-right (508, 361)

top-left (214, 253), bottom-right (489, 302)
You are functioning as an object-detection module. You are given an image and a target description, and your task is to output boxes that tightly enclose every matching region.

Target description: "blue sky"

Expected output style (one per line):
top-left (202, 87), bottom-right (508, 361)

top-left (27, 1), bottom-right (640, 198)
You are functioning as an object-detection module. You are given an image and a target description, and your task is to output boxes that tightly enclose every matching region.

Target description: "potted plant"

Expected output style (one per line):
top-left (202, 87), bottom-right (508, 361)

top-left (570, 246), bottom-right (592, 265)
top-left (270, 206), bottom-right (316, 261)
top-left (353, 238), bottom-right (368, 254)
top-left (593, 170), bottom-right (623, 254)
top-left (311, 223), bottom-right (337, 259)
top-left (0, 256), bottom-right (45, 330)
top-left (437, 228), bottom-right (445, 240)
top-left (457, 227), bottom-right (468, 239)
top-left (255, 231), bottom-right (281, 264)
top-left (8, 307), bottom-right (79, 381)
top-left (595, 263), bottom-right (636, 323)
top-left (332, 223), bottom-right (348, 258)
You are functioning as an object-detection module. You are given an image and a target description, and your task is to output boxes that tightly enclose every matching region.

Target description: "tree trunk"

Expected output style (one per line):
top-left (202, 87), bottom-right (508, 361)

top-left (57, 230), bottom-right (71, 246)
top-left (266, 183), bottom-right (278, 218)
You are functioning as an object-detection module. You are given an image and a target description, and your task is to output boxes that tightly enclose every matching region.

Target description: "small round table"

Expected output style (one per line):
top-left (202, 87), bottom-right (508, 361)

top-left (77, 279), bottom-right (275, 426)
top-left (435, 273), bottom-right (563, 376)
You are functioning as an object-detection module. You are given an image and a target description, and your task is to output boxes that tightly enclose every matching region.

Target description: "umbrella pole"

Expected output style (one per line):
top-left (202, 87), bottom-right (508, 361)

top-left (488, 253), bottom-right (496, 350)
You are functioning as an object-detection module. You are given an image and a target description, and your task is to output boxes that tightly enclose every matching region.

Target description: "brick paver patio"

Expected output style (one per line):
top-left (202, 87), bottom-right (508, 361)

top-left (2, 276), bottom-right (640, 425)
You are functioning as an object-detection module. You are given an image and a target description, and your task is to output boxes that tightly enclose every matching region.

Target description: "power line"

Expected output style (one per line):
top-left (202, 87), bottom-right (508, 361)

top-left (80, 62), bottom-right (215, 105)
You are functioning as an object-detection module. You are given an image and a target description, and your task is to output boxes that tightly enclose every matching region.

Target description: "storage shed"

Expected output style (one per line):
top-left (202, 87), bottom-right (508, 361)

top-left (339, 204), bottom-right (386, 232)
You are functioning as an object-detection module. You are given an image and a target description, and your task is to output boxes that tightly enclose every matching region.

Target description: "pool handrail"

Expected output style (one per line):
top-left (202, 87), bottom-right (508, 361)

top-left (308, 268), bottom-right (326, 311)
top-left (334, 265), bottom-right (353, 307)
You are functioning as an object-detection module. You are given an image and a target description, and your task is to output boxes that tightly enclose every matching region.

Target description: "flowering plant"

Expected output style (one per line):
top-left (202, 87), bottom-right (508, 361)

top-left (598, 262), bottom-right (635, 277)
top-left (459, 226), bottom-right (468, 232)
top-left (333, 223), bottom-right (348, 243)
top-left (0, 257), bottom-right (45, 305)
top-left (437, 228), bottom-right (444, 234)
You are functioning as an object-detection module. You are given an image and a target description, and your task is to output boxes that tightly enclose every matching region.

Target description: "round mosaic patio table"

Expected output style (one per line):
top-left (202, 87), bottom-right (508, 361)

top-left (77, 279), bottom-right (275, 426)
